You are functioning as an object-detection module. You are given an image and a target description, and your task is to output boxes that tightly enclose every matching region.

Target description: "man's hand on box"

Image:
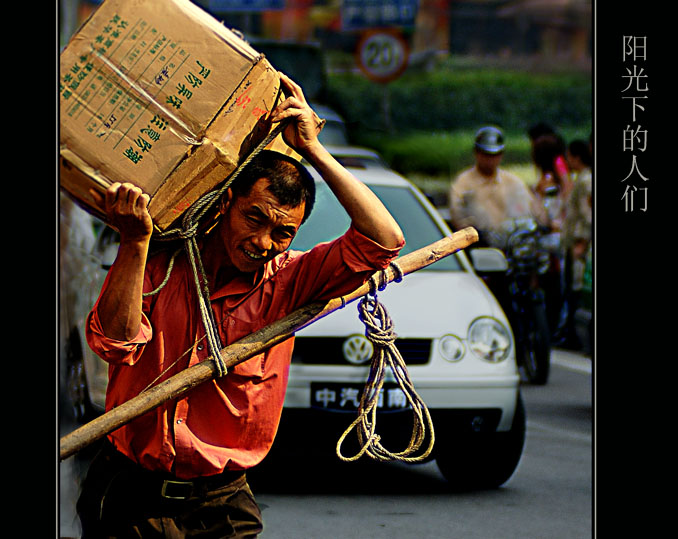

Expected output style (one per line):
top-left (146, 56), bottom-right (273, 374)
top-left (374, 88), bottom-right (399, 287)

top-left (271, 72), bottom-right (325, 155)
top-left (90, 182), bottom-right (153, 243)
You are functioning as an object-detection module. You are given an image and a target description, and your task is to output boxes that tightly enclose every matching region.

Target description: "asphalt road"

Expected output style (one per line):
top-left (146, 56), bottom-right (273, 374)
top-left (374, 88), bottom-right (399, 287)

top-left (58, 348), bottom-right (593, 538)
top-left (248, 348), bottom-right (593, 538)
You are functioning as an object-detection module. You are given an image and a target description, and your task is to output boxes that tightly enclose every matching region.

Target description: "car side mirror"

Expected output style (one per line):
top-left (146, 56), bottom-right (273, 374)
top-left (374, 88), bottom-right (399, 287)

top-left (469, 248), bottom-right (509, 273)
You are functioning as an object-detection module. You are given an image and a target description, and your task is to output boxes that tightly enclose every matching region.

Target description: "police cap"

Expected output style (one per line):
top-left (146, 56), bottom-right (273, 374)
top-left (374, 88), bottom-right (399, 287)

top-left (474, 126), bottom-right (505, 155)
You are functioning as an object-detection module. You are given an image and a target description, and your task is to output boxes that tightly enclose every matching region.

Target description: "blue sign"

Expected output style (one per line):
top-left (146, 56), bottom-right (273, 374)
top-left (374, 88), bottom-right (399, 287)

top-left (205, 0), bottom-right (285, 11)
top-left (341, 0), bottom-right (419, 31)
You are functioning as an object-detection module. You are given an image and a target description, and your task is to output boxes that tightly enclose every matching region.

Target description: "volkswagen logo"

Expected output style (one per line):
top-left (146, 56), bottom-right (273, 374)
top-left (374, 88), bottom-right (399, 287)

top-left (342, 335), bottom-right (374, 365)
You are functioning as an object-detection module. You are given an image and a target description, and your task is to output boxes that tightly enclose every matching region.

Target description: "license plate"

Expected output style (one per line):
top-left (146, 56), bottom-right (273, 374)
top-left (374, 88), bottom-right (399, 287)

top-left (310, 382), bottom-right (410, 413)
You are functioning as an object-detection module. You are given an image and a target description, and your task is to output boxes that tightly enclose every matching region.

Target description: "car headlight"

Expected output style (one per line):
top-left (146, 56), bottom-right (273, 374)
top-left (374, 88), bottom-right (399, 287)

top-left (439, 334), bottom-right (465, 362)
top-left (468, 317), bottom-right (511, 363)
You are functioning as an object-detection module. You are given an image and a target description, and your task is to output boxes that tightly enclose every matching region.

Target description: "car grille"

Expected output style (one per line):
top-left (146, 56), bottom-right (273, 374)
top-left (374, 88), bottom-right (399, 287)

top-left (291, 337), bottom-right (432, 365)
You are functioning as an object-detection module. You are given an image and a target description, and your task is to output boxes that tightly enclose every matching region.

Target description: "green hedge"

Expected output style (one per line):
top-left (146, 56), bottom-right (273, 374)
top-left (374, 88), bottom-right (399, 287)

top-left (324, 66), bottom-right (591, 177)
top-left (326, 67), bottom-right (591, 133)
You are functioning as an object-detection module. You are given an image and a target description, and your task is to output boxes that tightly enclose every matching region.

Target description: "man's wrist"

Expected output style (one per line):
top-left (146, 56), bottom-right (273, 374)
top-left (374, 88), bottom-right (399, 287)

top-left (118, 233), bottom-right (152, 253)
top-left (298, 139), bottom-right (327, 166)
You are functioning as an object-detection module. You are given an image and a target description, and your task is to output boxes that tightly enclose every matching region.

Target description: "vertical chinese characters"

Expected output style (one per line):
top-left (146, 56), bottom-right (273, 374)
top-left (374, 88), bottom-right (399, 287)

top-left (621, 36), bottom-right (649, 212)
top-left (125, 59), bottom-right (212, 165)
top-left (60, 14), bottom-right (128, 109)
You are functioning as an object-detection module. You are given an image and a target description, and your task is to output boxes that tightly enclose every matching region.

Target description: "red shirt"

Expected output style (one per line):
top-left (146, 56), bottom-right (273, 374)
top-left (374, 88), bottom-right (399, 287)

top-left (86, 225), bottom-right (402, 479)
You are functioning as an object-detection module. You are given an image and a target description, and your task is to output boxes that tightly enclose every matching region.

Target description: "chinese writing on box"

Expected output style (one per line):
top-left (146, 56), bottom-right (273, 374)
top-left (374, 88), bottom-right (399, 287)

top-left (59, 12), bottom-right (215, 168)
top-left (621, 36), bottom-right (649, 212)
top-left (59, 14), bottom-right (128, 105)
top-left (125, 59), bottom-right (211, 165)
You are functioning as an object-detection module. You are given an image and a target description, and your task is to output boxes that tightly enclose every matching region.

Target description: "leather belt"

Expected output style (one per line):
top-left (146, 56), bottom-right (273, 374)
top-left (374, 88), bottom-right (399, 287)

top-left (100, 440), bottom-right (246, 501)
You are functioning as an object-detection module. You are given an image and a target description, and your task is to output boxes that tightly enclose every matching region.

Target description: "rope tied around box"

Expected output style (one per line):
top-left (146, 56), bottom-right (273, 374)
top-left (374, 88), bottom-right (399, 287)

top-left (143, 118), bottom-right (290, 378)
top-left (335, 262), bottom-right (436, 463)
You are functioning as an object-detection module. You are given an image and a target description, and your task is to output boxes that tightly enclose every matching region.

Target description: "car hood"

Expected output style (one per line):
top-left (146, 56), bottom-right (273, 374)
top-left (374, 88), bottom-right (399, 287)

top-left (296, 270), bottom-right (507, 339)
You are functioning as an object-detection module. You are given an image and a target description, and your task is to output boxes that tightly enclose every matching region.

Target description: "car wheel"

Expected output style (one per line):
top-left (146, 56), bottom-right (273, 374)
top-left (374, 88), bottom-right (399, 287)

top-left (435, 393), bottom-right (527, 491)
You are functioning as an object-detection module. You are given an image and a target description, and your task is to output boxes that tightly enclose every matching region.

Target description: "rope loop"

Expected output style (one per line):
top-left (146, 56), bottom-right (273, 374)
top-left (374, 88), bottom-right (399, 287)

top-left (390, 260), bottom-right (404, 283)
top-left (336, 261), bottom-right (435, 464)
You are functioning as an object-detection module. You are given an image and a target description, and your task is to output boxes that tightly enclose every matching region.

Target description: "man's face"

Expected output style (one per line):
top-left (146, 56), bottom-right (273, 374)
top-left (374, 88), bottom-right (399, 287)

top-left (217, 177), bottom-right (305, 273)
top-left (475, 150), bottom-right (503, 176)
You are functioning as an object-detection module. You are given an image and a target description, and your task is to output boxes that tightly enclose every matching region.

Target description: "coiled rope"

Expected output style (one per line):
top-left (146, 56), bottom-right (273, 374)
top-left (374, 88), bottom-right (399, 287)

top-left (335, 262), bottom-right (436, 463)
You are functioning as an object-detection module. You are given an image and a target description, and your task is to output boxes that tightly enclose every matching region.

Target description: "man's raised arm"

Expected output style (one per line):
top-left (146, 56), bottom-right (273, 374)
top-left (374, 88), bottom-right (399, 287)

top-left (90, 182), bottom-right (154, 341)
top-left (271, 73), bottom-right (404, 250)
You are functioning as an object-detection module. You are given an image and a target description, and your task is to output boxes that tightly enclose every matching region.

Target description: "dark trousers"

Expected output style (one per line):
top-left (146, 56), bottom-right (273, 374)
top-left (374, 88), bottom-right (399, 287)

top-left (76, 441), bottom-right (264, 538)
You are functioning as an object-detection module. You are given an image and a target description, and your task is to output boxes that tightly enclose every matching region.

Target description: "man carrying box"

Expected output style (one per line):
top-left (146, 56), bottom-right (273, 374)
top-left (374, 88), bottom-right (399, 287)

top-left (76, 73), bottom-right (405, 538)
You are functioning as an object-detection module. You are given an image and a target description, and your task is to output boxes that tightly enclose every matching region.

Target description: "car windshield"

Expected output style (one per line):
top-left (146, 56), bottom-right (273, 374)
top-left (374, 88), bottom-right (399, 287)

top-left (290, 182), bottom-right (462, 271)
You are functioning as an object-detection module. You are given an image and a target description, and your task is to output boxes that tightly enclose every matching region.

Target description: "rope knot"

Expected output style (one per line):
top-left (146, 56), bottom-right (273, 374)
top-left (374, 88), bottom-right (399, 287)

top-left (359, 298), bottom-right (397, 347)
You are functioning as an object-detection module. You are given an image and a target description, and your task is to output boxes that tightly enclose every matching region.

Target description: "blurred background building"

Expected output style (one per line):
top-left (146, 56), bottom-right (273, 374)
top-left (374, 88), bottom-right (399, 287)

top-left (59, 0), bottom-right (592, 71)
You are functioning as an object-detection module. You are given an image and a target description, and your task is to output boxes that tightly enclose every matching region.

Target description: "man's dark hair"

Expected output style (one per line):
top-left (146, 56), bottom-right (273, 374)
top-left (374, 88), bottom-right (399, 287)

top-left (228, 150), bottom-right (316, 223)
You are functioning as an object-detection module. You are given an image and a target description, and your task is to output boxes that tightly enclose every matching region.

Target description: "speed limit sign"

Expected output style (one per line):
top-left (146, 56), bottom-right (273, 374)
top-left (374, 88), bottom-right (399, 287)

top-left (356, 29), bottom-right (410, 84)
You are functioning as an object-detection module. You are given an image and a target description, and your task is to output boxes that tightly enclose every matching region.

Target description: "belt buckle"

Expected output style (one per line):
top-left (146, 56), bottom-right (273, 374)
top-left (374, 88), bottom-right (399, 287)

top-left (161, 479), bottom-right (193, 500)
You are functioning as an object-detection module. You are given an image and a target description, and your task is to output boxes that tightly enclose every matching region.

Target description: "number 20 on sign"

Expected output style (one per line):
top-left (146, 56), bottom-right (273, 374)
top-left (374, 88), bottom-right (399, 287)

top-left (356, 29), bottom-right (409, 84)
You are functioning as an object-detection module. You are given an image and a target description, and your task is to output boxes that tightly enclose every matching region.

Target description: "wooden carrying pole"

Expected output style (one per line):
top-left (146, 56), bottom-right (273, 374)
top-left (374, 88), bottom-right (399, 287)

top-left (60, 227), bottom-right (478, 461)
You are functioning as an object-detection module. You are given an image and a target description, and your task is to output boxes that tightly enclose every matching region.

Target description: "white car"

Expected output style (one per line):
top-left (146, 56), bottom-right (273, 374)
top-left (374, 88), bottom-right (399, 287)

top-left (275, 161), bottom-right (526, 491)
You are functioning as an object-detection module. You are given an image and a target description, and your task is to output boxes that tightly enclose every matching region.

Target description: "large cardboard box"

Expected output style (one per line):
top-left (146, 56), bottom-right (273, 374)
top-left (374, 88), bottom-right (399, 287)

top-left (59, 0), bottom-right (296, 232)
